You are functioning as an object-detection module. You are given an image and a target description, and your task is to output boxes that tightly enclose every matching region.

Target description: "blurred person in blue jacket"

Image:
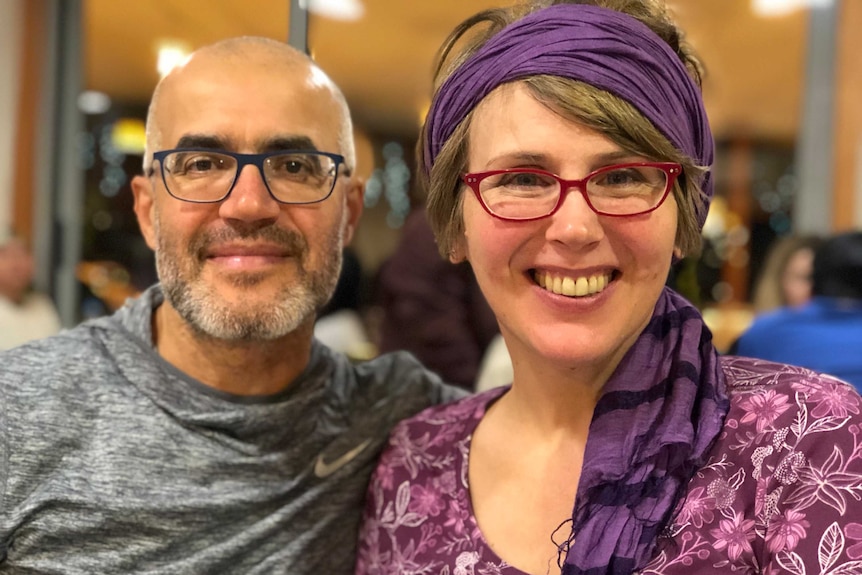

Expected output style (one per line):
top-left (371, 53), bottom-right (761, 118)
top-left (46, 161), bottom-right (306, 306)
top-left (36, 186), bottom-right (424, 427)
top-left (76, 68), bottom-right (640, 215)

top-left (735, 230), bottom-right (862, 390)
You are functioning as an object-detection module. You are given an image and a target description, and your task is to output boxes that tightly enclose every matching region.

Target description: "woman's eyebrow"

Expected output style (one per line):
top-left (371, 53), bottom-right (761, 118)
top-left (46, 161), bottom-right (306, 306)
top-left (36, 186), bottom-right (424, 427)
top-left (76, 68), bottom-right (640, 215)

top-left (484, 149), bottom-right (642, 166)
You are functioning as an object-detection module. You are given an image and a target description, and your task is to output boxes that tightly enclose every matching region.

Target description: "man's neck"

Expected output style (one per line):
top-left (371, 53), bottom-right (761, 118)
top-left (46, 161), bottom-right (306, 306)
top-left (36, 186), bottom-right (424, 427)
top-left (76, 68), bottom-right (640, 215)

top-left (152, 303), bottom-right (315, 397)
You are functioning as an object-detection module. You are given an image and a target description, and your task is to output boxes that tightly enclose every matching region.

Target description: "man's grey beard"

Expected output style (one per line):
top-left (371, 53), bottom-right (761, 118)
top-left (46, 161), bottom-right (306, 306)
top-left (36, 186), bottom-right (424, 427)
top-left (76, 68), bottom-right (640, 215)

top-left (154, 213), bottom-right (344, 342)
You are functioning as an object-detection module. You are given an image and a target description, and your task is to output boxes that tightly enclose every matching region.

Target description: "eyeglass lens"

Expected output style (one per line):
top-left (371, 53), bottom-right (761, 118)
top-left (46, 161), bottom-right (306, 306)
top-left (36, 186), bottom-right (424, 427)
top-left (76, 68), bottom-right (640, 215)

top-left (161, 150), bottom-right (337, 203)
top-left (478, 165), bottom-right (669, 218)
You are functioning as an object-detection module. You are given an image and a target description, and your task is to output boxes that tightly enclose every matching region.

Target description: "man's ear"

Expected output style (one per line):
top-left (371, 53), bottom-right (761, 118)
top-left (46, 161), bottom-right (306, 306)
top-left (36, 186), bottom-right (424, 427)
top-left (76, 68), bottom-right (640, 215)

top-left (131, 175), bottom-right (157, 251)
top-left (341, 177), bottom-right (365, 245)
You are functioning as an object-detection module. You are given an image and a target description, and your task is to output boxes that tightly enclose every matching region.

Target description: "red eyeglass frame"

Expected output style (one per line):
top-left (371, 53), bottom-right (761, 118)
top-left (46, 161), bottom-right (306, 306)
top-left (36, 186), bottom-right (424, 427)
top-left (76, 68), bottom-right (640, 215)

top-left (460, 161), bottom-right (683, 222)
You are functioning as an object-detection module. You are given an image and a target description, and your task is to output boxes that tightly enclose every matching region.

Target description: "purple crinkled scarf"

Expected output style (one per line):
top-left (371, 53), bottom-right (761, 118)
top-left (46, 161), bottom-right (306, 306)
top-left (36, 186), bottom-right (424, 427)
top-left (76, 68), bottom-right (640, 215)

top-left (560, 287), bottom-right (728, 574)
top-left (422, 4), bottom-right (728, 573)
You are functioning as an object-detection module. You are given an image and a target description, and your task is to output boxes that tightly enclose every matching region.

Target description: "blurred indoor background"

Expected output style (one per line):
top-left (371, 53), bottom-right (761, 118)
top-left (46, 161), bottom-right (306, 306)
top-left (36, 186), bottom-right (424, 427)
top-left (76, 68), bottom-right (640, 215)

top-left (1, 0), bottom-right (860, 351)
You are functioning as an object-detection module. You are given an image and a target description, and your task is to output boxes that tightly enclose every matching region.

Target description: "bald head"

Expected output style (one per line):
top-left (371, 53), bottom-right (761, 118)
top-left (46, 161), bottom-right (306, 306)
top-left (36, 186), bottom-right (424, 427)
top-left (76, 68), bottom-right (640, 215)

top-left (143, 36), bottom-right (355, 173)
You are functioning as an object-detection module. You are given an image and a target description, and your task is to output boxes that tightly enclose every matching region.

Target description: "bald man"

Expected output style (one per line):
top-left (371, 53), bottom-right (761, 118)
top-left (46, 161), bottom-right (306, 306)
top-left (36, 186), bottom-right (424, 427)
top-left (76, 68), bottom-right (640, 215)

top-left (0, 37), bottom-right (459, 574)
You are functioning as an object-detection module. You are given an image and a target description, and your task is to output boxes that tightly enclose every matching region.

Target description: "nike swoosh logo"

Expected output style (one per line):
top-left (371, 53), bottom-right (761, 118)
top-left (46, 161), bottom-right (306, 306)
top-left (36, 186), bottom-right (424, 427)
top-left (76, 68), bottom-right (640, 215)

top-left (313, 438), bottom-right (373, 478)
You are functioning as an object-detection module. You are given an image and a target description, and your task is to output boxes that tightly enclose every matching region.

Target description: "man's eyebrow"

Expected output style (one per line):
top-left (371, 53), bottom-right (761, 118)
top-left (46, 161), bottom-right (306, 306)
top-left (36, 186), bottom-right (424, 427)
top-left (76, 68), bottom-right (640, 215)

top-left (260, 136), bottom-right (319, 152)
top-left (174, 135), bottom-right (226, 149)
top-left (172, 134), bottom-right (326, 154)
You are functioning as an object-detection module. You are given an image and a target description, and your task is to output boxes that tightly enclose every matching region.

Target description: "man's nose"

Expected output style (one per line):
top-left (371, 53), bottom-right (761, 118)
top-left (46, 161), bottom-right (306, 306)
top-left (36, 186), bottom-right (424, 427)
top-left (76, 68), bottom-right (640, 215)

top-left (218, 164), bottom-right (281, 222)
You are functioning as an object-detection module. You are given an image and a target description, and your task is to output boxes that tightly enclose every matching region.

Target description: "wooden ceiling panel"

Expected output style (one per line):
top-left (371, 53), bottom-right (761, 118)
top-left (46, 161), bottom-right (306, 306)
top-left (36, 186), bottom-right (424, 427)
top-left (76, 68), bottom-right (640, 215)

top-left (84, 0), bottom-right (289, 103)
top-left (672, 0), bottom-right (806, 141)
top-left (84, 0), bottom-right (809, 141)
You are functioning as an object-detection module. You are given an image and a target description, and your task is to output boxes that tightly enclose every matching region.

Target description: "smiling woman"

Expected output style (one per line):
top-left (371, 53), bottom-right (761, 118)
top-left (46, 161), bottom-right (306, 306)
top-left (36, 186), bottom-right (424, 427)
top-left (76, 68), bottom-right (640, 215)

top-left (354, 1), bottom-right (862, 574)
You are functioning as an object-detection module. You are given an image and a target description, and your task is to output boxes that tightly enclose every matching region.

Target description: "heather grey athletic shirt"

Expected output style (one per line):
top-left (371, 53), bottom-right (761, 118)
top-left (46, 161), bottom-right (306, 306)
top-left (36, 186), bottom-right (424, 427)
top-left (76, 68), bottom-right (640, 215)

top-left (0, 285), bottom-right (460, 574)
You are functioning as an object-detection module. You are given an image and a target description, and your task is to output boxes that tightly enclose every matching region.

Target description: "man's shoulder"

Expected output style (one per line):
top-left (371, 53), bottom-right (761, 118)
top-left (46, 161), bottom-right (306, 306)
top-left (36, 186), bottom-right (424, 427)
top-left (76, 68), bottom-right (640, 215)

top-left (0, 316), bottom-right (143, 406)
top-left (350, 350), bottom-right (467, 404)
top-left (311, 348), bottom-right (466, 437)
top-left (2, 325), bottom-right (103, 371)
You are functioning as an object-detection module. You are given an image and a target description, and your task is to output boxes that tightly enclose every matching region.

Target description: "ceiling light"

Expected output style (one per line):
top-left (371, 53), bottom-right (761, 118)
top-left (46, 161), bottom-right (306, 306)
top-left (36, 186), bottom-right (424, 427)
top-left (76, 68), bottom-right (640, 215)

top-left (299, 0), bottom-right (364, 21)
top-left (77, 90), bottom-right (112, 115)
top-left (752, 0), bottom-right (833, 17)
top-left (157, 44), bottom-right (191, 77)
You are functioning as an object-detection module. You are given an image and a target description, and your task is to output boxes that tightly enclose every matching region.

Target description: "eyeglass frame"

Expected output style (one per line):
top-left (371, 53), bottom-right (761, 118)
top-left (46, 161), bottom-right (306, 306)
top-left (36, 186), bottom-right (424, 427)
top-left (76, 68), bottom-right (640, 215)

top-left (461, 161), bottom-right (683, 222)
top-left (147, 148), bottom-right (347, 205)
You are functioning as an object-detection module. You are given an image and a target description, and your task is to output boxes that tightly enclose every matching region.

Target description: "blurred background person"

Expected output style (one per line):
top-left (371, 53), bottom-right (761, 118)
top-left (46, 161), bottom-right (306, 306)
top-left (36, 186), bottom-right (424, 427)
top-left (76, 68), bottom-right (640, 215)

top-left (735, 230), bottom-right (862, 390)
top-left (375, 207), bottom-right (499, 390)
top-left (0, 233), bottom-right (62, 349)
top-left (751, 233), bottom-right (823, 313)
top-left (314, 247), bottom-right (376, 360)
top-left (723, 233), bottom-right (822, 354)
top-left (475, 332), bottom-right (513, 392)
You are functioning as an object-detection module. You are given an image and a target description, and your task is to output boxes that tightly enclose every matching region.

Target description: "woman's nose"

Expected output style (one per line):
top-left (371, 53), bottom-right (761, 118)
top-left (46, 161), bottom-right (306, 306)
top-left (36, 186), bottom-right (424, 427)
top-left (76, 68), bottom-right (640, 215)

top-left (543, 185), bottom-right (605, 246)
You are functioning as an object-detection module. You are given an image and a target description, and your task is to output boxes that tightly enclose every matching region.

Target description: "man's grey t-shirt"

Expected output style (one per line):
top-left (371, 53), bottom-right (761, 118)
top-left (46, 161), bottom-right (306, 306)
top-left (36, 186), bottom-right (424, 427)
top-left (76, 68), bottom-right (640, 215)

top-left (0, 286), bottom-right (459, 574)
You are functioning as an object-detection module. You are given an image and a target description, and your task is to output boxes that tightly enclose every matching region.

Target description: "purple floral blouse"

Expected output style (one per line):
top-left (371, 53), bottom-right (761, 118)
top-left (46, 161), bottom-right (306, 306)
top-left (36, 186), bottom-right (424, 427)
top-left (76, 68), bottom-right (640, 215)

top-left (356, 357), bottom-right (862, 574)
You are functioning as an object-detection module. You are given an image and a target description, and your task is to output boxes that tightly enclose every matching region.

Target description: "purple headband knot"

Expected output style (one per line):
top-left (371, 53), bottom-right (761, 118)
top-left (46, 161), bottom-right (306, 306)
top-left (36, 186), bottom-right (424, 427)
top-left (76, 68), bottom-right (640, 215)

top-left (423, 3), bottom-right (715, 230)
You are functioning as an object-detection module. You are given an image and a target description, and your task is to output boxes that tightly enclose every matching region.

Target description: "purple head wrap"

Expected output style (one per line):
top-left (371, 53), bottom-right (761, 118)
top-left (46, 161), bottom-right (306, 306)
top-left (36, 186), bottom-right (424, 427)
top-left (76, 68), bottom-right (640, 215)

top-left (423, 3), bottom-right (715, 230)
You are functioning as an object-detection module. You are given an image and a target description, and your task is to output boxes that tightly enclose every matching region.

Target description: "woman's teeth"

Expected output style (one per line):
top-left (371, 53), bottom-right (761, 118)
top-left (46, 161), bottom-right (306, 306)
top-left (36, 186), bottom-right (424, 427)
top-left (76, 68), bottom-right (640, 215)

top-left (534, 270), bottom-right (612, 297)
